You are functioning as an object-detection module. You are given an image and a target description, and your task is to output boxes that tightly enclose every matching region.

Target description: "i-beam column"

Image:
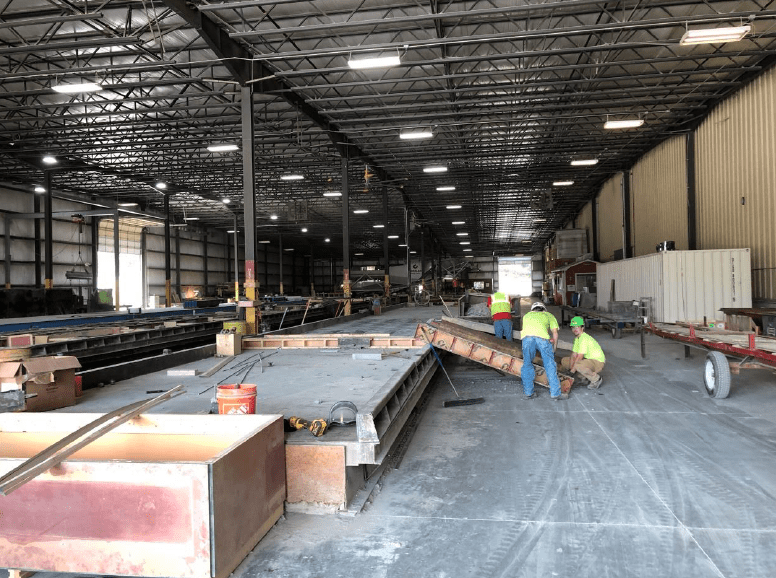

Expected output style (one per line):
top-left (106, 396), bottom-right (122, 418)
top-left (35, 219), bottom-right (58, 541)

top-left (341, 157), bottom-right (351, 315)
top-left (164, 195), bottom-right (172, 307)
top-left (241, 85), bottom-right (260, 332)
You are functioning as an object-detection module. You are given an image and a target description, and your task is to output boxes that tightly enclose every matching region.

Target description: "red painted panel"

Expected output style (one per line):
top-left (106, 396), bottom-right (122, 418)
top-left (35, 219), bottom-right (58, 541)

top-left (0, 480), bottom-right (192, 543)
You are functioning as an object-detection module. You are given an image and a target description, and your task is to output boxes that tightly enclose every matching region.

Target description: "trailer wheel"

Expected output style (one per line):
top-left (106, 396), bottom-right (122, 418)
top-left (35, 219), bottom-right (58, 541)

top-left (703, 351), bottom-right (731, 399)
top-left (611, 326), bottom-right (622, 339)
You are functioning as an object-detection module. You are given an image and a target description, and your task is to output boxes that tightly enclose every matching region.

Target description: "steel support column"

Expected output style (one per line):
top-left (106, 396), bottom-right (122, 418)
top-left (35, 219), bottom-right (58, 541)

top-left (241, 85), bottom-right (260, 332)
top-left (591, 197), bottom-right (599, 262)
top-left (382, 182), bottom-right (390, 296)
top-left (113, 208), bottom-right (120, 311)
top-left (175, 227), bottom-right (181, 300)
top-left (622, 171), bottom-right (632, 259)
top-left (279, 233), bottom-right (284, 295)
top-left (233, 214), bottom-right (239, 301)
top-left (141, 227), bottom-right (148, 309)
top-left (3, 215), bottom-right (10, 289)
top-left (34, 194), bottom-right (41, 288)
top-left (686, 132), bottom-right (697, 250)
top-left (341, 157), bottom-right (351, 315)
top-left (203, 233), bottom-right (209, 296)
top-left (44, 171), bottom-right (53, 290)
top-left (164, 195), bottom-right (172, 307)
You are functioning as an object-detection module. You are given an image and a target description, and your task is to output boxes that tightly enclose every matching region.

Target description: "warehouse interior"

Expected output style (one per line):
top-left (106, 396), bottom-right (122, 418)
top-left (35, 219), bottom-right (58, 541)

top-left (2, 1), bottom-right (776, 577)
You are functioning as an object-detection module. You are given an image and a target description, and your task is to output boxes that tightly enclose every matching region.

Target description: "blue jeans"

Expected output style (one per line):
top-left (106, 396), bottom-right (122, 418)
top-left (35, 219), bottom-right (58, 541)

top-left (494, 319), bottom-right (513, 341)
top-left (521, 336), bottom-right (561, 397)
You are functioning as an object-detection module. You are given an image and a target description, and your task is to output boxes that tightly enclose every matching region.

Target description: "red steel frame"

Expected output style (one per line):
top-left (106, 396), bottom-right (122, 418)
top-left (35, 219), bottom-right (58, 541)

top-left (647, 322), bottom-right (776, 369)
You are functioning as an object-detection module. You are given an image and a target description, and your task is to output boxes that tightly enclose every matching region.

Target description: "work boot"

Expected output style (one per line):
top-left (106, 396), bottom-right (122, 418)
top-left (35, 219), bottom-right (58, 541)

top-left (588, 376), bottom-right (603, 389)
top-left (551, 393), bottom-right (569, 401)
top-left (525, 392), bottom-right (537, 399)
top-left (574, 375), bottom-right (590, 386)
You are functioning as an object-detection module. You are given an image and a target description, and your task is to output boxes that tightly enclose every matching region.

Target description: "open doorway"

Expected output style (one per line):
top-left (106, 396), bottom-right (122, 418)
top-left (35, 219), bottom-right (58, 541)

top-left (97, 219), bottom-right (144, 308)
top-left (497, 257), bottom-right (532, 297)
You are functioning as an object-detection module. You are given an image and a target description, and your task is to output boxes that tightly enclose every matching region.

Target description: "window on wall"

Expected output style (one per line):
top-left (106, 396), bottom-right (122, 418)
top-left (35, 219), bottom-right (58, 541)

top-left (97, 218), bottom-right (151, 308)
top-left (498, 257), bottom-right (532, 297)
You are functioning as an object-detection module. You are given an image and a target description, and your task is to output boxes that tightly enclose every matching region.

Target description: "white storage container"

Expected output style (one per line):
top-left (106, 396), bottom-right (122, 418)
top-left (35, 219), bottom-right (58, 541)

top-left (596, 249), bottom-right (751, 323)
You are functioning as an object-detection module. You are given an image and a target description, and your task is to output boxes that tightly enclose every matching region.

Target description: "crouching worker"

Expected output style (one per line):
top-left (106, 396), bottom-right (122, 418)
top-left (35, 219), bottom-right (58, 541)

top-left (561, 316), bottom-right (605, 389)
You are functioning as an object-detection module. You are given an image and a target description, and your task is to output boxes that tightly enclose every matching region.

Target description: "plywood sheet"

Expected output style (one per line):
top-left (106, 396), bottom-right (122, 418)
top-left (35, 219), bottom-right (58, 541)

top-left (286, 444), bottom-right (346, 505)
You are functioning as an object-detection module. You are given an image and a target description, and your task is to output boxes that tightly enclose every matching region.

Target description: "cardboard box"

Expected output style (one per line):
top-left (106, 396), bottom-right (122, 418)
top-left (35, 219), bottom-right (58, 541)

top-left (0, 356), bottom-right (81, 412)
top-left (7, 334), bottom-right (33, 347)
top-left (217, 333), bottom-right (242, 356)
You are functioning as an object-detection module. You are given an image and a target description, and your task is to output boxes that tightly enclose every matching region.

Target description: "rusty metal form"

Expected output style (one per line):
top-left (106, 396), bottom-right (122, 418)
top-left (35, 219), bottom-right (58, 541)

top-left (243, 334), bottom-right (425, 350)
top-left (416, 320), bottom-right (573, 394)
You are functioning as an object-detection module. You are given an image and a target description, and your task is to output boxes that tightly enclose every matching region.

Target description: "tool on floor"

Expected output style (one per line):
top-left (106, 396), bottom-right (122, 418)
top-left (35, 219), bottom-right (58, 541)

top-left (288, 416), bottom-right (328, 437)
top-left (419, 326), bottom-right (485, 408)
top-left (439, 295), bottom-right (454, 318)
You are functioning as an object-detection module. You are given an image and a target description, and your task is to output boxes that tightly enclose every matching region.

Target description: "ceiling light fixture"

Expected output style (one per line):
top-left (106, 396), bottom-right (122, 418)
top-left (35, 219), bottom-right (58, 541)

top-left (463, 249), bottom-right (472, 252)
top-left (456, 232), bottom-right (469, 236)
top-left (373, 224), bottom-right (384, 228)
top-left (52, 81), bottom-right (102, 94)
top-left (227, 230), bottom-right (237, 233)
top-left (325, 238), bottom-right (330, 243)
top-left (446, 205), bottom-right (462, 209)
top-left (347, 54), bottom-right (401, 70)
top-left (207, 143), bottom-right (239, 152)
top-left (280, 174), bottom-right (304, 181)
top-left (459, 241), bottom-right (470, 245)
top-left (452, 221), bottom-right (465, 225)
top-left (680, 25), bottom-right (751, 46)
top-left (34, 186), bottom-right (46, 193)
top-left (398, 243), bottom-right (407, 247)
top-left (301, 228), bottom-right (308, 232)
top-left (400, 128), bottom-right (433, 140)
top-left (184, 217), bottom-right (199, 221)
top-left (388, 235), bottom-right (399, 239)
top-left (436, 186), bottom-right (456, 191)
top-left (604, 118), bottom-right (644, 129)
top-left (323, 191), bottom-right (342, 197)
top-left (553, 181), bottom-right (574, 186)
top-left (270, 214), bottom-right (278, 220)
top-left (155, 182), bottom-right (167, 190)
top-left (284, 248), bottom-right (294, 252)
top-left (571, 159), bottom-right (598, 166)
top-left (534, 218), bottom-right (547, 223)
top-left (423, 166), bottom-right (447, 173)
top-left (42, 156), bottom-right (58, 165)
top-left (354, 252), bottom-right (364, 256)
top-left (118, 202), bottom-right (138, 207)
top-left (259, 240), bottom-right (271, 244)
top-left (353, 209), bottom-right (369, 214)
top-left (221, 198), bottom-right (231, 204)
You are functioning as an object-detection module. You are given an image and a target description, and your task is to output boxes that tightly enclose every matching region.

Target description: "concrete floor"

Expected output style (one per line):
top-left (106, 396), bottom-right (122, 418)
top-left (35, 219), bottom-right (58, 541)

top-left (7, 303), bottom-right (776, 578)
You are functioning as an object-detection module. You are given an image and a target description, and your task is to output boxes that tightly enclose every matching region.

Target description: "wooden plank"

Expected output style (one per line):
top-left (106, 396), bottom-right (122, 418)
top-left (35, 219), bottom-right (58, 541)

top-left (200, 356), bottom-right (234, 378)
top-left (0, 386), bottom-right (183, 495)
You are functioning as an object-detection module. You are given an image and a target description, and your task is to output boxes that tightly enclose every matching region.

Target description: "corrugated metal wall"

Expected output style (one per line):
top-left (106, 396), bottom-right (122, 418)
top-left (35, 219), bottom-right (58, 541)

top-left (597, 249), bottom-right (751, 322)
top-left (596, 173), bottom-right (623, 262)
top-left (576, 200), bottom-right (593, 251)
top-left (631, 135), bottom-right (688, 256)
top-left (696, 68), bottom-right (776, 301)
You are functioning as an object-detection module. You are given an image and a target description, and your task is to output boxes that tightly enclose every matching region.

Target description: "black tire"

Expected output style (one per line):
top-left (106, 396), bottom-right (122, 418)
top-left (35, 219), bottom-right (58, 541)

top-left (611, 326), bottom-right (622, 339)
top-left (703, 351), bottom-right (731, 399)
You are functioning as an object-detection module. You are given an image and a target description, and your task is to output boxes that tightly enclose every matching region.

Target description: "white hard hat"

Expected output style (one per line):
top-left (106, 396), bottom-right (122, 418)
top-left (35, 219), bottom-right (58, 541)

top-left (531, 302), bottom-right (546, 311)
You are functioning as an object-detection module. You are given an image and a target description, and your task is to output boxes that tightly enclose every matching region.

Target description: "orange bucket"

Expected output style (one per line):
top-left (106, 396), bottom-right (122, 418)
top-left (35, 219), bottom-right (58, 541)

top-left (216, 384), bottom-right (257, 415)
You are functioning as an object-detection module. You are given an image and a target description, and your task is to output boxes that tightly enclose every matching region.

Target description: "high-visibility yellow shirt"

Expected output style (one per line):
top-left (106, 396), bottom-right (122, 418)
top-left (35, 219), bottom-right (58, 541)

top-left (520, 311), bottom-right (558, 340)
top-left (573, 332), bottom-right (606, 363)
top-left (490, 292), bottom-right (511, 317)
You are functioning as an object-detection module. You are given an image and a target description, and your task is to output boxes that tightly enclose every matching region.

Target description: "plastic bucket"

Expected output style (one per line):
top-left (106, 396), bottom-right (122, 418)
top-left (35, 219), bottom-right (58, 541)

top-left (216, 383), bottom-right (257, 414)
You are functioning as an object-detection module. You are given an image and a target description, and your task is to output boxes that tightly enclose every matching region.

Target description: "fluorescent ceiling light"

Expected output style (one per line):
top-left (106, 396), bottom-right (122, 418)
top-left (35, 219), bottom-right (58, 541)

top-left (184, 217), bottom-right (199, 221)
top-left (604, 119), bottom-right (644, 129)
top-left (42, 156), bottom-right (58, 165)
top-left (227, 230), bottom-right (237, 233)
top-left (348, 54), bottom-right (401, 70)
top-left (457, 232), bottom-right (468, 236)
top-left (221, 198), bottom-right (231, 204)
top-left (463, 249), bottom-right (472, 252)
top-left (446, 205), bottom-right (462, 209)
top-left (400, 128), bottom-right (433, 140)
top-left (553, 181), bottom-right (574, 186)
top-left (452, 221), bottom-right (465, 225)
top-left (52, 82), bottom-right (102, 94)
top-left (259, 240), bottom-right (271, 244)
top-left (325, 238), bottom-right (330, 242)
top-left (680, 25), bottom-right (751, 46)
top-left (423, 166), bottom-right (447, 173)
top-left (436, 186), bottom-right (456, 191)
top-left (284, 248), bottom-right (294, 251)
top-left (459, 241), bottom-right (470, 245)
top-left (465, 255), bottom-right (474, 258)
top-left (323, 191), bottom-right (342, 197)
top-left (34, 186), bottom-right (46, 193)
top-left (155, 182), bottom-right (167, 189)
top-left (353, 209), bottom-right (369, 214)
top-left (280, 174), bottom-right (304, 181)
top-left (207, 143), bottom-right (238, 152)
top-left (534, 218), bottom-right (547, 223)
top-left (118, 202), bottom-right (138, 207)
top-left (354, 252), bottom-right (364, 256)
top-left (410, 251), bottom-right (416, 254)
top-left (301, 228), bottom-right (308, 232)
top-left (270, 214), bottom-right (278, 220)
top-left (571, 159), bottom-right (598, 166)
top-left (388, 235), bottom-right (399, 239)
top-left (373, 224), bottom-right (384, 228)
top-left (398, 244), bottom-right (407, 247)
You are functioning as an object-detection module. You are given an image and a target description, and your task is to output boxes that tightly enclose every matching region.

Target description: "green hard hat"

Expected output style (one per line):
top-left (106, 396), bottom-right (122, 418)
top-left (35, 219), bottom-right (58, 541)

top-left (570, 316), bottom-right (585, 327)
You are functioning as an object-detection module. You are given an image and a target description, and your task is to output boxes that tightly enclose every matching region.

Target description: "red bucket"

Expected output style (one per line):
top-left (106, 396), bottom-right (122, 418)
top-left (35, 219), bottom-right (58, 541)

top-left (216, 384), bottom-right (257, 415)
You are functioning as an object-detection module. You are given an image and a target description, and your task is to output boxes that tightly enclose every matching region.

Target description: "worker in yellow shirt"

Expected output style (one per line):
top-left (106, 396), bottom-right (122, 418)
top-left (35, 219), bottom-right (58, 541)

top-left (520, 302), bottom-right (563, 400)
top-left (561, 316), bottom-right (606, 389)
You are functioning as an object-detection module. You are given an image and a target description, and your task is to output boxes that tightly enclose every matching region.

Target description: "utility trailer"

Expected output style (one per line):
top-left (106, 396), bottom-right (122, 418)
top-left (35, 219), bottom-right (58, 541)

top-left (415, 319), bottom-right (574, 394)
top-left (560, 303), bottom-right (646, 339)
top-left (646, 322), bottom-right (776, 399)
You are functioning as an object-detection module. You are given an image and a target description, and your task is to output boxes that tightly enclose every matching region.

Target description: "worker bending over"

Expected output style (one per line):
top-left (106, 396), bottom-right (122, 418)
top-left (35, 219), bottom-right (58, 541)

top-left (561, 316), bottom-right (605, 389)
top-left (487, 290), bottom-right (513, 341)
top-left (520, 302), bottom-right (564, 400)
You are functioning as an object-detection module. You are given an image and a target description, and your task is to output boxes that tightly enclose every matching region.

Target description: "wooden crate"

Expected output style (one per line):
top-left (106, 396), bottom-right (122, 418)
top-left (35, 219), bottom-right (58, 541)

top-left (0, 413), bottom-right (285, 578)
